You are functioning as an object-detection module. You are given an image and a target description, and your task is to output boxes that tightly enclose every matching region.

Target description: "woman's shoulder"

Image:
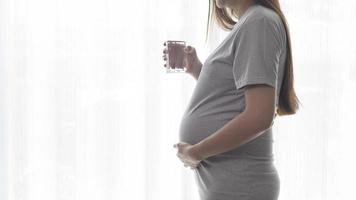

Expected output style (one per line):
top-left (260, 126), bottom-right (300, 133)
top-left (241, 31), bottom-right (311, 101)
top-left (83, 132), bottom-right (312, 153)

top-left (230, 4), bottom-right (287, 54)
top-left (232, 4), bottom-right (286, 44)
top-left (242, 4), bottom-right (283, 28)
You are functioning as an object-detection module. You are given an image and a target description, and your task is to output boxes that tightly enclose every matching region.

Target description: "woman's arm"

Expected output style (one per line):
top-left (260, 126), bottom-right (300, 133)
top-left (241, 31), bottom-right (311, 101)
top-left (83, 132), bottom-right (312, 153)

top-left (191, 84), bottom-right (276, 160)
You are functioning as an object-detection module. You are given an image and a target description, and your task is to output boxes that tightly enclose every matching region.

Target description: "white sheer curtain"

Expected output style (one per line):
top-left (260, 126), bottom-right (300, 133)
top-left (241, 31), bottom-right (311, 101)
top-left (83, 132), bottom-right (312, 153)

top-left (0, 0), bottom-right (355, 200)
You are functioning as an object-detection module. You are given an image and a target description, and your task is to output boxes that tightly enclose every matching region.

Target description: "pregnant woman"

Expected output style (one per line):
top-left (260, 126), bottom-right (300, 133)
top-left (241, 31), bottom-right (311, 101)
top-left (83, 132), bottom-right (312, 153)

top-left (165, 0), bottom-right (300, 199)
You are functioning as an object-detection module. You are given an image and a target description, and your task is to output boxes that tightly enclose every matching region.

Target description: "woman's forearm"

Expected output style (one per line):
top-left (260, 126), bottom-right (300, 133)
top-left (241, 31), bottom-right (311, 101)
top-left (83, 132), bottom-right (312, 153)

top-left (191, 111), bottom-right (272, 160)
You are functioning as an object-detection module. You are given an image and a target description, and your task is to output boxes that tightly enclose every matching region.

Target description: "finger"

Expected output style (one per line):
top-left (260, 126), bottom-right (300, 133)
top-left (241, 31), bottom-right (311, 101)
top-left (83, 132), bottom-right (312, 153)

top-left (163, 41), bottom-right (166, 46)
top-left (163, 48), bottom-right (167, 54)
top-left (184, 57), bottom-right (192, 71)
top-left (179, 157), bottom-right (197, 166)
top-left (181, 158), bottom-right (197, 166)
top-left (162, 54), bottom-right (166, 61)
top-left (183, 45), bottom-right (189, 52)
top-left (183, 161), bottom-right (197, 169)
top-left (188, 164), bottom-right (199, 169)
top-left (178, 153), bottom-right (200, 164)
top-left (182, 57), bottom-right (188, 68)
top-left (186, 159), bottom-right (201, 166)
top-left (175, 143), bottom-right (186, 154)
top-left (184, 46), bottom-right (192, 54)
top-left (176, 152), bottom-right (183, 159)
top-left (184, 162), bottom-right (194, 168)
top-left (178, 142), bottom-right (186, 147)
top-left (182, 160), bottom-right (196, 167)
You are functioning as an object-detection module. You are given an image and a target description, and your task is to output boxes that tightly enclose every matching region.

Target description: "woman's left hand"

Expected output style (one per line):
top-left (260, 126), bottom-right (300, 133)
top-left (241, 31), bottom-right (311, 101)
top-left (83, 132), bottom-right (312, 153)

top-left (173, 142), bottom-right (203, 169)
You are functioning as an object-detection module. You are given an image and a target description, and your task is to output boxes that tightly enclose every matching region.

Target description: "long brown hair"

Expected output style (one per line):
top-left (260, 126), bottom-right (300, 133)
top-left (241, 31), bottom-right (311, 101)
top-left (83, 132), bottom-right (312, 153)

top-left (206, 0), bottom-right (300, 116)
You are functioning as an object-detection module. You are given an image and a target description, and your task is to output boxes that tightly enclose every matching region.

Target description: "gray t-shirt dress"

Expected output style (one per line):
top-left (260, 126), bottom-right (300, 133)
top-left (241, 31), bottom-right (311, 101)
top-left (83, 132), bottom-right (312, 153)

top-left (178, 4), bottom-right (287, 200)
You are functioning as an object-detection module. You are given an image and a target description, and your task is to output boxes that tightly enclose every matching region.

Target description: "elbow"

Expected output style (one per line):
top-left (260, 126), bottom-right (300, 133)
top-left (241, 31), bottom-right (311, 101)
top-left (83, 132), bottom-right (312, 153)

top-left (251, 115), bottom-right (274, 132)
top-left (261, 113), bottom-right (275, 130)
top-left (242, 109), bottom-right (275, 133)
top-left (261, 118), bottom-right (274, 130)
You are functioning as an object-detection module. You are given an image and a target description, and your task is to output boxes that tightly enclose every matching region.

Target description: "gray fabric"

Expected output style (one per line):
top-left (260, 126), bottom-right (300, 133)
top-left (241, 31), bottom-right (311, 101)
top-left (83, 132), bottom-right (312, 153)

top-left (178, 4), bottom-right (287, 200)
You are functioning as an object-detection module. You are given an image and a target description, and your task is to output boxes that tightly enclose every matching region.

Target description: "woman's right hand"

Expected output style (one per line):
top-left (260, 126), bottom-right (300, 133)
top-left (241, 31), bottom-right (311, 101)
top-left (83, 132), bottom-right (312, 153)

top-left (162, 43), bottom-right (202, 79)
top-left (182, 45), bottom-right (203, 78)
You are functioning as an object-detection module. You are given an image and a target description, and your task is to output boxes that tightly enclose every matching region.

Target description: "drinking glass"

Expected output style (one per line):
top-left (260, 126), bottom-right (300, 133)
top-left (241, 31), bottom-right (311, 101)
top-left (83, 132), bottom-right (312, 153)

top-left (164, 40), bottom-right (187, 73)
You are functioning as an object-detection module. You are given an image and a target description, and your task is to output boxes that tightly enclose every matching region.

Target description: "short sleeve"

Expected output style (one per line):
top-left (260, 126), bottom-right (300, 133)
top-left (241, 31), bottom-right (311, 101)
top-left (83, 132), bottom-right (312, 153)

top-left (232, 17), bottom-right (282, 90)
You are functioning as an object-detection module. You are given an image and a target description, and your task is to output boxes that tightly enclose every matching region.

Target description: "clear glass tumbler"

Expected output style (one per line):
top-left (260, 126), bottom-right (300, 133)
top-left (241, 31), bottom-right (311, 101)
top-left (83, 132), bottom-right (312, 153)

top-left (164, 40), bottom-right (187, 73)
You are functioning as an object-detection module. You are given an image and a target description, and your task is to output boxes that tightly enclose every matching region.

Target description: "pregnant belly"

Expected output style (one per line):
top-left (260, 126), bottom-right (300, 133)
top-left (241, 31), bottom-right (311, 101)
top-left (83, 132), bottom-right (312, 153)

top-left (178, 112), bottom-right (237, 145)
top-left (178, 111), bottom-right (275, 160)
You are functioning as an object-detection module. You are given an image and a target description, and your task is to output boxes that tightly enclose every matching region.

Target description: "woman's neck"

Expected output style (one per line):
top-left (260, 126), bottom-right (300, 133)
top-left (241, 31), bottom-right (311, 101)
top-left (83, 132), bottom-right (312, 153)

top-left (234, 0), bottom-right (256, 19)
